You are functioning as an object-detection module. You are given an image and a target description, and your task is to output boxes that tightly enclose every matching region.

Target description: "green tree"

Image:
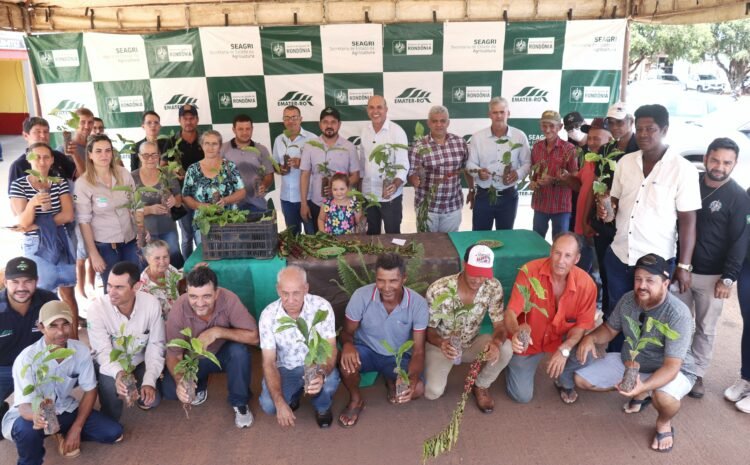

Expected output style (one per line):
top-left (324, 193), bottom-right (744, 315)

top-left (629, 23), bottom-right (711, 74)
top-left (708, 20), bottom-right (750, 89)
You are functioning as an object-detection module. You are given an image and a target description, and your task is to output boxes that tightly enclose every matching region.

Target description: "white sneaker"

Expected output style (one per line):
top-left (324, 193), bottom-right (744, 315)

top-left (234, 405), bottom-right (254, 428)
top-left (724, 378), bottom-right (750, 402)
top-left (191, 390), bottom-right (208, 406)
top-left (736, 396), bottom-right (750, 414)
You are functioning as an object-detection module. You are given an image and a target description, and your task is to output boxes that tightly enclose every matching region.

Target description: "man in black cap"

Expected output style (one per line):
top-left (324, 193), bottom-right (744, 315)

top-left (573, 253), bottom-right (698, 453)
top-left (171, 104), bottom-right (204, 259)
top-left (563, 111), bottom-right (587, 149)
top-left (0, 257), bottom-right (59, 437)
top-left (299, 106), bottom-right (360, 232)
top-left (221, 114), bottom-right (274, 213)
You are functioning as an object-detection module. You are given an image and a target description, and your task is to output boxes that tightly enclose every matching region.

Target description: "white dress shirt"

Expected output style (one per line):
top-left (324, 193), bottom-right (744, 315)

top-left (610, 148), bottom-right (701, 265)
top-left (87, 291), bottom-right (166, 388)
top-left (466, 126), bottom-right (531, 190)
top-left (359, 120), bottom-right (410, 202)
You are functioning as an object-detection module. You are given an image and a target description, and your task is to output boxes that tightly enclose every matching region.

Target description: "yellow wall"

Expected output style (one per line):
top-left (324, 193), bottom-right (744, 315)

top-left (0, 60), bottom-right (28, 113)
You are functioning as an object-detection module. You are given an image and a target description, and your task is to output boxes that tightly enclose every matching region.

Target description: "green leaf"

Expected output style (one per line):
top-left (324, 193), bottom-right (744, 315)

top-left (623, 315), bottom-right (642, 342)
top-left (109, 349), bottom-right (123, 363)
top-left (381, 339), bottom-right (396, 355)
top-left (584, 152), bottom-right (601, 162)
top-left (202, 351), bottom-right (221, 369)
top-left (296, 318), bottom-right (310, 342)
top-left (398, 340), bottom-right (415, 355)
top-left (167, 338), bottom-right (192, 351)
top-left (44, 348), bottom-right (75, 363)
top-left (22, 385), bottom-right (35, 396)
top-left (311, 309), bottom-right (328, 328)
top-left (528, 277), bottom-right (546, 299)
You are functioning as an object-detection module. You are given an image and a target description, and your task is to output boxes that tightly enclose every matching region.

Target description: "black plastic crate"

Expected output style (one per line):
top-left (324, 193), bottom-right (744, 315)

top-left (202, 210), bottom-right (278, 260)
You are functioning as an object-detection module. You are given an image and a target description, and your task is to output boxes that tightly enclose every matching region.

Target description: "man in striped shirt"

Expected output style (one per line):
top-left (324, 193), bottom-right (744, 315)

top-left (529, 110), bottom-right (579, 239)
top-left (408, 105), bottom-right (470, 232)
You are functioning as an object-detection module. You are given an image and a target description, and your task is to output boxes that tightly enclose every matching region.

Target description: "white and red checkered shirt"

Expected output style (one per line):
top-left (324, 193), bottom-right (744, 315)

top-left (530, 137), bottom-right (578, 214)
top-left (408, 133), bottom-right (469, 213)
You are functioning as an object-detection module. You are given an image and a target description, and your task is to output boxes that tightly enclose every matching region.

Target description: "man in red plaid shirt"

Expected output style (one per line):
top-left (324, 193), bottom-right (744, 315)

top-left (407, 106), bottom-right (471, 232)
top-left (530, 110), bottom-right (579, 239)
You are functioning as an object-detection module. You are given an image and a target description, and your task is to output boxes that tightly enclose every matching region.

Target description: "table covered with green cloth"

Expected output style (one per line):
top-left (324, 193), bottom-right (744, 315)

top-left (184, 244), bottom-right (287, 319)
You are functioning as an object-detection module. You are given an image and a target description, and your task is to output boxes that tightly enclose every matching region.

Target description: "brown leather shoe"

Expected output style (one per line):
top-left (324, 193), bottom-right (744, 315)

top-left (472, 386), bottom-right (494, 414)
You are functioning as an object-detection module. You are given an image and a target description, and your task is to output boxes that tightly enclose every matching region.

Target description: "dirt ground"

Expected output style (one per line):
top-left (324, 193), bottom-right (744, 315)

top-left (2, 289), bottom-right (749, 465)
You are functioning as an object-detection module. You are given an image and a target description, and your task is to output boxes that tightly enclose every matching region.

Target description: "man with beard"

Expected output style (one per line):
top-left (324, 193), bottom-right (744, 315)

top-left (574, 253), bottom-right (698, 453)
top-left (673, 138), bottom-right (750, 399)
top-left (0, 257), bottom-right (59, 438)
top-left (221, 114), bottom-right (274, 213)
top-left (300, 107), bottom-right (360, 232)
top-left (163, 266), bottom-right (258, 429)
top-left (2, 301), bottom-right (123, 461)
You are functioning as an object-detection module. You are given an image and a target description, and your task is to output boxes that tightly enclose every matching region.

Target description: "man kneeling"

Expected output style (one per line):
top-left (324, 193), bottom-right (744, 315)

top-left (574, 253), bottom-right (698, 453)
top-left (259, 266), bottom-right (340, 428)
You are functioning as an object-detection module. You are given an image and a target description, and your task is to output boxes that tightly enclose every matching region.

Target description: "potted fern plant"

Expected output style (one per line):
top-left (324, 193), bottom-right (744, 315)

top-left (515, 265), bottom-right (548, 352)
top-left (166, 328), bottom-right (221, 419)
top-left (21, 344), bottom-right (76, 434)
top-left (431, 285), bottom-right (474, 365)
top-left (275, 308), bottom-right (333, 391)
top-left (618, 315), bottom-right (679, 392)
top-left (109, 323), bottom-right (145, 408)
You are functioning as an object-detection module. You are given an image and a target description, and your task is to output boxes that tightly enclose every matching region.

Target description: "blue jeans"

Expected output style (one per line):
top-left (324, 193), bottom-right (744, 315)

top-left (11, 409), bottom-right (123, 465)
top-left (281, 200), bottom-right (314, 235)
top-left (178, 209), bottom-right (195, 259)
top-left (21, 234), bottom-right (76, 291)
top-left (505, 350), bottom-right (589, 404)
top-left (366, 195), bottom-right (403, 235)
top-left (355, 343), bottom-right (411, 381)
top-left (162, 341), bottom-right (251, 407)
top-left (96, 362), bottom-right (161, 421)
top-left (150, 230), bottom-right (184, 269)
top-left (94, 239), bottom-right (142, 292)
top-left (738, 262), bottom-right (750, 380)
top-left (259, 366), bottom-right (341, 414)
top-left (532, 211), bottom-right (571, 239)
top-left (472, 187), bottom-right (518, 231)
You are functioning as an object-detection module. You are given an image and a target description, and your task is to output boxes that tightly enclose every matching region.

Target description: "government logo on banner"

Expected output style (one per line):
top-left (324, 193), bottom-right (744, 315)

top-left (51, 99), bottom-right (84, 112)
top-left (569, 86), bottom-right (610, 103)
top-left (334, 89), bottom-right (373, 106)
top-left (392, 40), bottom-right (434, 56)
top-left (513, 37), bottom-right (555, 55)
top-left (272, 42), bottom-right (313, 59)
top-left (218, 92), bottom-right (258, 109)
top-left (106, 96), bottom-right (145, 113)
top-left (394, 88), bottom-right (432, 104)
top-left (39, 50), bottom-right (80, 68)
top-left (451, 86), bottom-right (492, 103)
top-left (277, 91), bottom-right (314, 106)
top-left (164, 94), bottom-right (199, 110)
top-left (155, 44), bottom-right (194, 63)
top-left (512, 87), bottom-right (550, 103)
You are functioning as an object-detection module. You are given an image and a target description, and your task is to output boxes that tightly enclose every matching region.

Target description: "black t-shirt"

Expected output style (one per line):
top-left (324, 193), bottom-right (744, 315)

top-left (131, 138), bottom-right (173, 171)
top-left (173, 132), bottom-right (204, 174)
top-left (0, 288), bottom-right (58, 366)
top-left (7, 150), bottom-right (76, 194)
top-left (692, 175), bottom-right (750, 279)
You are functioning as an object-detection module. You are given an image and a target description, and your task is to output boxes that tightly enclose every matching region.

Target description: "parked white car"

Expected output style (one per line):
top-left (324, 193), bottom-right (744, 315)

top-left (685, 74), bottom-right (723, 92)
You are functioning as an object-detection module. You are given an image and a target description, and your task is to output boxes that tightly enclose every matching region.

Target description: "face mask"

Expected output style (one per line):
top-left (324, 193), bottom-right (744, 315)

top-left (567, 128), bottom-right (584, 143)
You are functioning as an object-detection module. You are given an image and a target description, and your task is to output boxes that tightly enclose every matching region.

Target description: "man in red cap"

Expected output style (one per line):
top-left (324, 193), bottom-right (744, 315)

top-left (424, 244), bottom-right (512, 413)
top-left (504, 232), bottom-right (598, 404)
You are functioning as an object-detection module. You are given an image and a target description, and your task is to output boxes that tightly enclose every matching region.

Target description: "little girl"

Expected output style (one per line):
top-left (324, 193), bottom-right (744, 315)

top-left (318, 173), bottom-right (362, 235)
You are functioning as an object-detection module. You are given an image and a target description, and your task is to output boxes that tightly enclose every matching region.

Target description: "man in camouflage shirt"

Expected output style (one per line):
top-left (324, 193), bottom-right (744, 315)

top-left (424, 244), bottom-right (512, 413)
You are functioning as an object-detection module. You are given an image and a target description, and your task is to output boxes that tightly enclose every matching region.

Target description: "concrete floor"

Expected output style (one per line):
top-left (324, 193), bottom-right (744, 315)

top-left (2, 134), bottom-right (749, 464)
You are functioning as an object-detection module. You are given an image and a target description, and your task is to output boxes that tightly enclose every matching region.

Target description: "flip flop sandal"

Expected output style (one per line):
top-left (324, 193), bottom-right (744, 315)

top-left (555, 383), bottom-right (578, 404)
top-left (337, 401), bottom-right (365, 428)
top-left (653, 426), bottom-right (675, 453)
top-left (623, 395), bottom-right (652, 413)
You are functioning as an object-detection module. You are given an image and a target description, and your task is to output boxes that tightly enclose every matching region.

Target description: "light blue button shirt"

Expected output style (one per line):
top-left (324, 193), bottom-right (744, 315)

top-left (466, 126), bottom-right (531, 190)
top-left (272, 128), bottom-right (317, 202)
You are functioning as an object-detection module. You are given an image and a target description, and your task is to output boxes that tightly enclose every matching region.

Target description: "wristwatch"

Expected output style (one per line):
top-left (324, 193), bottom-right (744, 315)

top-left (677, 263), bottom-right (693, 272)
top-left (559, 347), bottom-right (570, 358)
top-left (722, 278), bottom-right (735, 287)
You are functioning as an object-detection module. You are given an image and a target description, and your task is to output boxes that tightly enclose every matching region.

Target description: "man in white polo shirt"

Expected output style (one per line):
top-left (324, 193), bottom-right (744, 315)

top-left (600, 104), bottom-right (701, 352)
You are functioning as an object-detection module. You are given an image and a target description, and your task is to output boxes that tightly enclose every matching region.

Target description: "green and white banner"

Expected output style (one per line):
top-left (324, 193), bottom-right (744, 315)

top-left (25, 19), bottom-right (625, 151)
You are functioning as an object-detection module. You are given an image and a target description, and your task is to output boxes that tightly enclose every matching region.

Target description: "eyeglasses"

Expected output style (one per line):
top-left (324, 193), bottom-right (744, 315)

top-left (140, 153), bottom-right (160, 159)
top-left (283, 116), bottom-right (300, 122)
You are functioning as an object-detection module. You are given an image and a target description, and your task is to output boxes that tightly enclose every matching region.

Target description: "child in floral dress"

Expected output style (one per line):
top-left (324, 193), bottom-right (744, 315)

top-left (317, 173), bottom-right (362, 235)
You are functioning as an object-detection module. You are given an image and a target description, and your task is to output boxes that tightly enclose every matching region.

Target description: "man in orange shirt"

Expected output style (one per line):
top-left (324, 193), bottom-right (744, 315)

top-left (504, 232), bottom-right (598, 404)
